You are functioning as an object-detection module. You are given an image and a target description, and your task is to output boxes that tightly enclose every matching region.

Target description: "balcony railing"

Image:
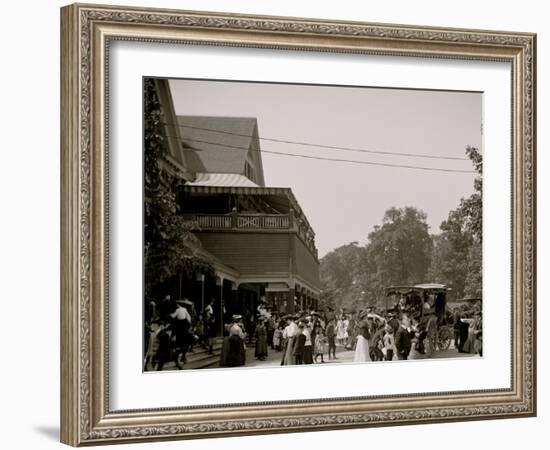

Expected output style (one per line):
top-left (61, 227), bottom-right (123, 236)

top-left (237, 214), bottom-right (290, 229)
top-left (189, 213), bottom-right (290, 230)
top-left (183, 212), bottom-right (318, 258)
top-left (194, 214), bottom-right (232, 229)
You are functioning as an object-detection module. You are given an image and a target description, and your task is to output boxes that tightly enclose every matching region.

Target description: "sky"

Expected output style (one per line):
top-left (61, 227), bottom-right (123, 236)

top-left (169, 79), bottom-right (482, 258)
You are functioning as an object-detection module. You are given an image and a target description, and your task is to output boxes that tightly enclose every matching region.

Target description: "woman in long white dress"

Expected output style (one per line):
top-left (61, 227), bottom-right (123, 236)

top-left (336, 316), bottom-right (348, 346)
top-left (354, 316), bottom-right (371, 362)
top-left (342, 316), bottom-right (349, 345)
top-left (281, 316), bottom-right (298, 365)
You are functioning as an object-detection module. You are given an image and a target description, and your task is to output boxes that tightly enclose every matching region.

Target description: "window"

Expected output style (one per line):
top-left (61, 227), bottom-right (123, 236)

top-left (245, 161), bottom-right (255, 183)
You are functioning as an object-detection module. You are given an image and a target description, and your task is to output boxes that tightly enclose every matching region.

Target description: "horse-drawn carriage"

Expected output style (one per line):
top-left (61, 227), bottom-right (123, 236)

top-left (384, 283), bottom-right (453, 355)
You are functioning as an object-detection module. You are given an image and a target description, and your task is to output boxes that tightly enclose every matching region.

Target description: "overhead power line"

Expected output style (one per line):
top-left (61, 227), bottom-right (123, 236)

top-left (162, 121), bottom-right (469, 162)
top-left (159, 133), bottom-right (476, 174)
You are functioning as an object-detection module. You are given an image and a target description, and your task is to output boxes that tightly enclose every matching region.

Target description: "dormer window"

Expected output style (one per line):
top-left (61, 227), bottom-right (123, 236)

top-left (245, 161), bottom-right (255, 183)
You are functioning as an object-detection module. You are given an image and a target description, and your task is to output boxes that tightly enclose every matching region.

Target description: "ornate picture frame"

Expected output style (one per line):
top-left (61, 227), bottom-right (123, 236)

top-left (60, 3), bottom-right (536, 446)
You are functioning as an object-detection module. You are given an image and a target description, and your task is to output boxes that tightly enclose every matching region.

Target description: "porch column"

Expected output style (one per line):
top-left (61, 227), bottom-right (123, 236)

top-left (231, 281), bottom-right (238, 315)
top-left (216, 275), bottom-right (224, 336)
top-left (196, 273), bottom-right (205, 313)
top-left (288, 284), bottom-right (295, 314)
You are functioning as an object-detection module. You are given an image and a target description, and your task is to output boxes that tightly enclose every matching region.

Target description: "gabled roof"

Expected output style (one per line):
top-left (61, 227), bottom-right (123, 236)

top-left (177, 116), bottom-right (257, 174)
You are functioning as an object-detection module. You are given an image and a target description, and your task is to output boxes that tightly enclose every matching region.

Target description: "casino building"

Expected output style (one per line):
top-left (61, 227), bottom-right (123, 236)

top-left (151, 79), bottom-right (321, 331)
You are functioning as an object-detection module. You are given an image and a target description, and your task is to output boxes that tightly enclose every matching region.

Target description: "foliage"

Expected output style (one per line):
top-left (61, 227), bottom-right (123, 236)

top-left (461, 146), bottom-right (483, 243)
top-left (427, 209), bottom-right (472, 298)
top-left (464, 240), bottom-right (482, 298)
top-left (367, 207), bottom-right (432, 284)
top-left (320, 207), bottom-right (432, 312)
top-left (320, 146), bottom-right (483, 311)
top-left (319, 242), bottom-right (367, 312)
top-left (143, 79), bottom-right (212, 297)
top-left (427, 146), bottom-right (482, 299)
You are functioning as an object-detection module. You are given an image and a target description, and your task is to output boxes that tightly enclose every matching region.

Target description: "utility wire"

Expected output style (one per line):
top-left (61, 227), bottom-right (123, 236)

top-left (161, 122), bottom-right (469, 161)
top-left (159, 133), bottom-right (476, 174)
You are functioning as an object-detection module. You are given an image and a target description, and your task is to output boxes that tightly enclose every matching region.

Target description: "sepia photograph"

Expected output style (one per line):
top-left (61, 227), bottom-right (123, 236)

top-left (143, 77), bottom-right (483, 372)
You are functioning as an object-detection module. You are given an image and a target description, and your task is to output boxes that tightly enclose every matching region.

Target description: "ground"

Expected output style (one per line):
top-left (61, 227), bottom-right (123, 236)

top-left (226, 340), bottom-right (478, 369)
top-left (154, 338), bottom-right (479, 372)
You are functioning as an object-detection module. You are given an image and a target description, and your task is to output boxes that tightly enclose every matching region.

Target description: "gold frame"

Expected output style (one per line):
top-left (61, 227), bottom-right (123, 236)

top-left (60, 3), bottom-right (536, 446)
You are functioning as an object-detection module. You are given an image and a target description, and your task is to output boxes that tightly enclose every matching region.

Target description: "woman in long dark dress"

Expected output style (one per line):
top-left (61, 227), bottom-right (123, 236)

top-left (254, 319), bottom-right (268, 360)
top-left (458, 316), bottom-right (471, 353)
top-left (220, 315), bottom-right (246, 367)
top-left (225, 334), bottom-right (246, 366)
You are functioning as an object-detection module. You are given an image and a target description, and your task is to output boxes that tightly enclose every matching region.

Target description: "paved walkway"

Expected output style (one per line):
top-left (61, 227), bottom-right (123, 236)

top-left (235, 341), bottom-right (477, 369)
top-left (242, 343), bottom-right (357, 368)
top-left (156, 341), bottom-right (479, 372)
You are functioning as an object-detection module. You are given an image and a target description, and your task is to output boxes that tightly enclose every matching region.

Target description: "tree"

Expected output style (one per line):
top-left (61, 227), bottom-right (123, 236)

top-left (363, 206), bottom-right (433, 305)
top-left (319, 207), bottom-right (433, 312)
top-left (428, 209), bottom-right (472, 298)
top-left (460, 146), bottom-right (483, 243)
top-left (427, 234), bottom-right (454, 284)
top-left (428, 146), bottom-right (482, 299)
top-left (318, 148), bottom-right (483, 312)
top-left (464, 241), bottom-right (482, 297)
top-left (319, 242), bottom-right (367, 312)
top-left (143, 79), bottom-right (212, 298)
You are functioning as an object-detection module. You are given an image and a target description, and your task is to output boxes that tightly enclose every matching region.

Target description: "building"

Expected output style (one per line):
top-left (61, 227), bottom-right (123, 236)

top-left (151, 80), bottom-right (320, 332)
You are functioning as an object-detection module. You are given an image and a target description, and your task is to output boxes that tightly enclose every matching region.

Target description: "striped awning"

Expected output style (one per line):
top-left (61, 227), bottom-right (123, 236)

top-left (182, 179), bottom-right (313, 236)
top-left (187, 173), bottom-right (259, 188)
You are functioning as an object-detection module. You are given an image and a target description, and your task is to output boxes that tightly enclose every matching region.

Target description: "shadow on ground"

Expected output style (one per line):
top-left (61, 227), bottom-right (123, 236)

top-left (33, 425), bottom-right (59, 441)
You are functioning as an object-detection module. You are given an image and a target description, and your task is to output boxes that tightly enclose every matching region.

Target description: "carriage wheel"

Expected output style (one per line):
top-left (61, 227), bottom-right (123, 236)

top-left (437, 326), bottom-right (451, 351)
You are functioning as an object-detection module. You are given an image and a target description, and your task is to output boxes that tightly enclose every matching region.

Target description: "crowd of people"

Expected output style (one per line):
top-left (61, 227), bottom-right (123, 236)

top-left (144, 294), bottom-right (483, 371)
top-left (143, 295), bottom-right (218, 371)
top-left (453, 306), bottom-right (483, 356)
top-left (219, 300), bottom-right (483, 367)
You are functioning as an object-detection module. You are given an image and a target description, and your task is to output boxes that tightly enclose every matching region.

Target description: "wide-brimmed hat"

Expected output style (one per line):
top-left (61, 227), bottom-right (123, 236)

top-left (232, 314), bottom-right (243, 321)
top-left (176, 299), bottom-right (193, 306)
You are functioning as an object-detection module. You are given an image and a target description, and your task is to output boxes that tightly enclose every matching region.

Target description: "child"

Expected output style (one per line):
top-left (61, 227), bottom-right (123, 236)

top-left (194, 314), bottom-right (206, 349)
top-left (383, 325), bottom-right (396, 361)
top-left (273, 325), bottom-right (283, 351)
top-left (314, 326), bottom-right (327, 363)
